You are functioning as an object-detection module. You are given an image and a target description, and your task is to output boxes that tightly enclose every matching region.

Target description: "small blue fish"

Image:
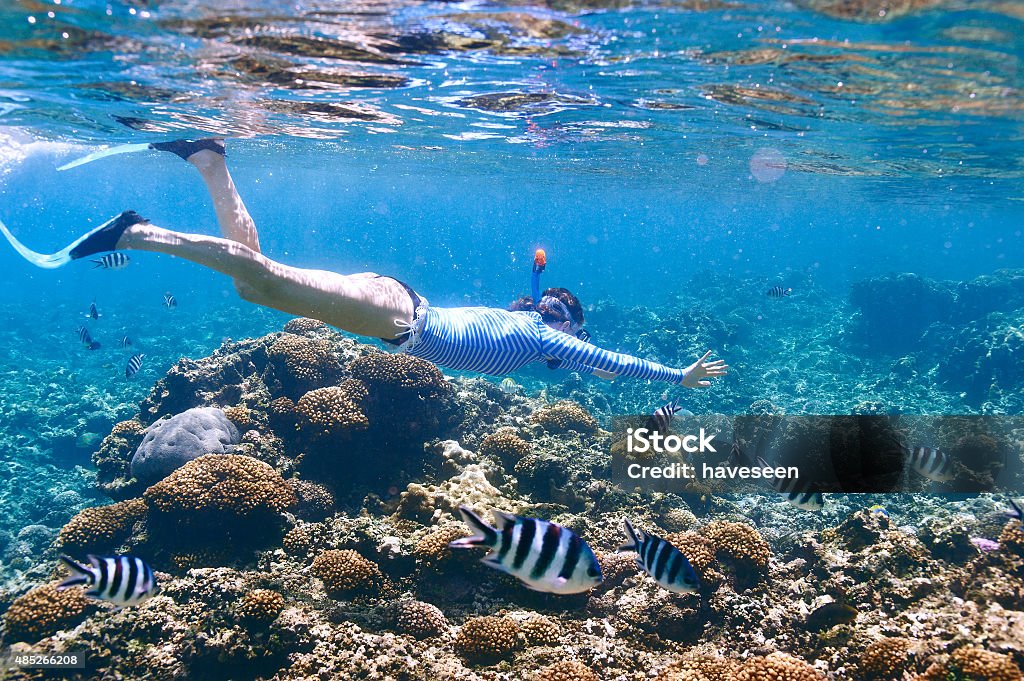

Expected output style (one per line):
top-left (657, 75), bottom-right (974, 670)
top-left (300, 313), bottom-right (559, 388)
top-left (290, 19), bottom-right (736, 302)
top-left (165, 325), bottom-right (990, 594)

top-left (163, 292), bottom-right (176, 309)
top-left (868, 504), bottom-right (889, 518)
top-left (449, 506), bottom-right (603, 594)
top-left (125, 353), bottom-right (145, 378)
top-left (58, 555), bottom-right (158, 607)
top-left (618, 519), bottom-right (699, 594)
top-left (92, 252), bottom-right (130, 270)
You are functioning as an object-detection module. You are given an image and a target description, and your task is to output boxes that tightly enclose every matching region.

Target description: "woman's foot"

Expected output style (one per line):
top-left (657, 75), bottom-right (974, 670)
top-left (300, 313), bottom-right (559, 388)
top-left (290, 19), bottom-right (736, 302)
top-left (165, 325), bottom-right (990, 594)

top-left (148, 138), bottom-right (225, 162)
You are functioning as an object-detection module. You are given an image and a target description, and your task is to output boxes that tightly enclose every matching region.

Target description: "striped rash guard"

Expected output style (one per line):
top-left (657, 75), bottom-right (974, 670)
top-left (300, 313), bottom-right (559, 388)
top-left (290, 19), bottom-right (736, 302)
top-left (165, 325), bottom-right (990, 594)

top-left (403, 306), bottom-right (688, 385)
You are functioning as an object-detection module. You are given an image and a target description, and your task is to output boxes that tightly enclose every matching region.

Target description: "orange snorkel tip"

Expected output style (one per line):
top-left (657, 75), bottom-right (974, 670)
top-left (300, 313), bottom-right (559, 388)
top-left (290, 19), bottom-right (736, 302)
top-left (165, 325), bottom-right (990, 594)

top-left (534, 248), bottom-right (547, 272)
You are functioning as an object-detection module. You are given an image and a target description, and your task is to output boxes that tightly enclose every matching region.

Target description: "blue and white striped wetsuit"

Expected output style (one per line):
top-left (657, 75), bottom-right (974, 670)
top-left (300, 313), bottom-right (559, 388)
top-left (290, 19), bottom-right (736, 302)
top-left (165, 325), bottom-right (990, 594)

top-left (403, 306), bottom-right (688, 385)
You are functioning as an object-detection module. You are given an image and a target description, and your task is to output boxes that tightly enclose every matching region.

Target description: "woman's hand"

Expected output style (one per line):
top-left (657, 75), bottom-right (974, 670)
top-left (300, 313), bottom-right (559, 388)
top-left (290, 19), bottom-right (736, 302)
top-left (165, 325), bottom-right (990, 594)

top-left (681, 350), bottom-right (728, 388)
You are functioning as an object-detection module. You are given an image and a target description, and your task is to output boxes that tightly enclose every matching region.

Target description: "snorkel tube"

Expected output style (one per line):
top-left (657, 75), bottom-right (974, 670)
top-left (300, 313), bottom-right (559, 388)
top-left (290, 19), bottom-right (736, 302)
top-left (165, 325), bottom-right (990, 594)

top-left (531, 248), bottom-right (546, 305)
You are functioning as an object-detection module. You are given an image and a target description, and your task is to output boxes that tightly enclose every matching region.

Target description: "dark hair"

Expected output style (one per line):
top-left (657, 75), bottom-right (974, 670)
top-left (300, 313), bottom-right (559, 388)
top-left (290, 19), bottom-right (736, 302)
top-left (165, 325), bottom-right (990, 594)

top-left (509, 288), bottom-right (585, 327)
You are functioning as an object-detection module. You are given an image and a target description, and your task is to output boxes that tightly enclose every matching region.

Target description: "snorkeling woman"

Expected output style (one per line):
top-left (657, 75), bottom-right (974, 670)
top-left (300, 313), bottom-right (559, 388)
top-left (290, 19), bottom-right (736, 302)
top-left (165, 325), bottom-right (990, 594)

top-left (0, 139), bottom-right (727, 388)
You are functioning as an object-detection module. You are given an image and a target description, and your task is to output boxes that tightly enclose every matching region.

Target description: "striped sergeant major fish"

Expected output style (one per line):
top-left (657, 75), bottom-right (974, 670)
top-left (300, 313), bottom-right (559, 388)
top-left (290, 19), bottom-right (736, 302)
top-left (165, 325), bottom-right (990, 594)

top-left (125, 353), bottom-right (145, 379)
top-left (907, 445), bottom-right (954, 483)
top-left (57, 554), bottom-right (159, 607)
top-left (164, 292), bottom-right (177, 309)
top-left (120, 335), bottom-right (132, 348)
top-left (618, 519), bottom-right (699, 594)
top-left (645, 398), bottom-right (693, 434)
top-left (1007, 499), bottom-right (1023, 521)
top-left (757, 455), bottom-right (825, 511)
top-left (86, 301), bottom-right (100, 320)
top-left (77, 326), bottom-right (101, 351)
top-left (449, 506), bottom-right (603, 594)
top-left (767, 286), bottom-right (792, 298)
top-left (92, 252), bottom-right (130, 270)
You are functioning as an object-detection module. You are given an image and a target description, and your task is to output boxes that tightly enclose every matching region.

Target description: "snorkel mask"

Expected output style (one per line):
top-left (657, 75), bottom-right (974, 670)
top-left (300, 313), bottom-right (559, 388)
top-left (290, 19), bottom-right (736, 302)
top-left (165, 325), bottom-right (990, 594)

top-left (538, 295), bottom-right (583, 335)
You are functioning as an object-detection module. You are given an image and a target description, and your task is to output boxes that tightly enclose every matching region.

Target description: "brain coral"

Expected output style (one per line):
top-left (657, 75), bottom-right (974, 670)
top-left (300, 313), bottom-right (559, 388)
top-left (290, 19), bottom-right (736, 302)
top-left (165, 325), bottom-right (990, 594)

top-left (57, 498), bottom-right (148, 552)
top-left (453, 615), bottom-right (523, 663)
top-left (534, 661), bottom-right (601, 681)
top-left (2, 584), bottom-right (91, 642)
top-left (130, 407), bottom-right (241, 485)
top-left (268, 333), bottom-right (340, 389)
top-left (143, 454), bottom-right (296, 517)
top-left (478, 428), bottom-right (533, 465)
top-left (389, 600), bottom-right (449, 639)
top-left (349, 353), bottom-right (451, 398)
top-left (945, 647), bottom-right (1022, 681)
top-left (734, 653), bottom-right (825, 681)
top-left (235, 589), bottom-right (286, 626)
top-left (312, 549), bottom-right (384, 597)
top-left (530, 401), bottom-right (599, 434)
top-left (295, 383), bottom-right (369, 437)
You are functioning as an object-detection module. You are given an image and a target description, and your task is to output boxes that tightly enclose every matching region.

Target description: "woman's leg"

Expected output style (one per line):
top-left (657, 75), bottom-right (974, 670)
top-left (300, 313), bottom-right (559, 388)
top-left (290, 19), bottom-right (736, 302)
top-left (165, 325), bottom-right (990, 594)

top-left (116, 221), bottom-right (418, 340)
top-left (151, 139), bottom-right (260, 251)
top-left (187, 147), bottom-right (261, 252)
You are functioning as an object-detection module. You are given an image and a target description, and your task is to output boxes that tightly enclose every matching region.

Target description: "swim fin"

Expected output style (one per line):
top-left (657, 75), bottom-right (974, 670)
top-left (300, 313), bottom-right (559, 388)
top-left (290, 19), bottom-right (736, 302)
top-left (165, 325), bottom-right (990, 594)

top-left (57, 143), bottom-right (151, 171)
top-left (0, 210), bottom-right (148, 268)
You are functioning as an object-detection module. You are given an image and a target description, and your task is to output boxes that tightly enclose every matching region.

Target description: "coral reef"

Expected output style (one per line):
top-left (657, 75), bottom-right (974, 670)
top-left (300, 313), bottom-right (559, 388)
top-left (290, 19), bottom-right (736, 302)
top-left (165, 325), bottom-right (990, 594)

top-left (530, 400), bottom-right (599, 434)
top-left (478, 427), bottom-right (533, 465)
top-left (143, 454), bottom-right (296, 549)
top-left (453, 615), bottom-right (523, 663)
top-left (235, 589), bottom-right (286, 626)
top-left (56, 498), bottom-right (148, 552)
top-left (387, 599), bottom-right (449, 639)
top-left (311, 549), bottom-right (384, 597)
top-left (2, 584), bottom-right (91, 642)
top-left (268, 333), bottom-right (341, 395)
top-left (734, 653), bottom-right (824, 680)
top-left (294, 383), bottom-right (369, 437)
top-left (534, 660), bottom-right (601, 681)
